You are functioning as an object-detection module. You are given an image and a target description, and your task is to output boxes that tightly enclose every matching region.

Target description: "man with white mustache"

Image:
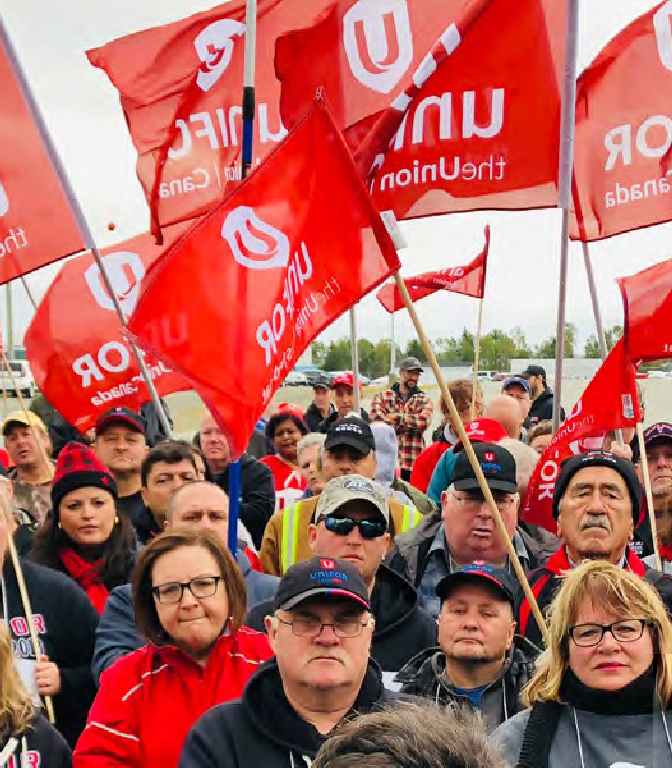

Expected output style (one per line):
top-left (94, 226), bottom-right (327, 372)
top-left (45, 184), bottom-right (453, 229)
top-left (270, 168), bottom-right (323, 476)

top-left (518, 451), bottom-right (672, 648)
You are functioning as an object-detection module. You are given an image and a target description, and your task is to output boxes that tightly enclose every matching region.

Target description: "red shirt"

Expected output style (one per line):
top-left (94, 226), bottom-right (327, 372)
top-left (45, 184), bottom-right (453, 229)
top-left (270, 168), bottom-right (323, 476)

top-left (73, 628), bottom-right (272, 767)
top-left (260, 454), bottom-right (306, 511)
top-left (410, 441), bottom-right (451, 493)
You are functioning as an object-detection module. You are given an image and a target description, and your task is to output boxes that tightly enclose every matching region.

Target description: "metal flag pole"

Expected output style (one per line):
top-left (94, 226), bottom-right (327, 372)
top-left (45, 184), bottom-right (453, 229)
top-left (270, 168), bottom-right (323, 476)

top-left (552, 0), bottom-right (579, 432)
top-left (389, 311), bottom-right (395, 383)
top-left (349, 308), bottom-right (361, 413)
top-left (0, 18), bottom-right (172, 439)
top-left (471, 297), bottom-right (484, 420)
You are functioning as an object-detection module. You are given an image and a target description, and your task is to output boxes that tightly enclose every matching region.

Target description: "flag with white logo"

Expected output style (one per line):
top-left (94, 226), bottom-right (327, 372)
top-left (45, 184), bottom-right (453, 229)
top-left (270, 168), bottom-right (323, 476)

top-left (275, 0), bottom-right (566, 220)
top-left (126, 100), bottom-right (400, 457)
top-left (571, 1), bottom-right (672, 241)
top-left (0, 35), bottom-right (84, 283)
top-left (522, 338), bottom-right (640, 533)
top-left (24, 232), bottom-right (190, 433)
top-left (87, 0), bottom-right (318, 238)
top-left (376, 225), bottom-right (488, 312)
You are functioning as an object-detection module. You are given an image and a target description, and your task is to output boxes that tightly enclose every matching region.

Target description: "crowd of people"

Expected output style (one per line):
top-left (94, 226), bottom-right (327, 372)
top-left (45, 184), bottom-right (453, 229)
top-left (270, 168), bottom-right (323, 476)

top-left (0, 360), bottom-right (667, 765)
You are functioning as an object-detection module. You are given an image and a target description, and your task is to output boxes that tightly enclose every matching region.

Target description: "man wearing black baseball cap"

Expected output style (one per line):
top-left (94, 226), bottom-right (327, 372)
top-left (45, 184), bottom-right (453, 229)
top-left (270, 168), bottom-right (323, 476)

top-left (304, 375), bottom-right (335, 433)
top-left (518, 365), bottom-right (565, 428)
top-left (390, 442), bottom-right (554, 620)
top-left (395, 564), bottom-right (539, 731)
top-left (517, 450), bottom-right (672, 648)
top-left (259, 417), bottom-right (423, 576)
top-left (180, 557), bottom-right (399, 766)
top-left (370, 356), bottom-right (433, 482)
top-left (94, 407), bottom-right (149, 528)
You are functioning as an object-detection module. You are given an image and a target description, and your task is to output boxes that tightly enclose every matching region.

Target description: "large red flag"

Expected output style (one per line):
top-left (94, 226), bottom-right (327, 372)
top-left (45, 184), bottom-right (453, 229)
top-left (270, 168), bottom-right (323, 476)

top-left (87, 0), bottom-right (317, 237)
top-left (276, 0), bottom-right (564, 220)
top-left (126, 101), bottom-right (400, 457)
top-left (522, 338), bottom-right (640, 533)
top-left (0, 35), bottom-right (84, 282)
top-left (571, 1), bottom-right (672, 241)
top-left (24, 232), bottom-right (190, 433)
top-left (377, 225), bottom-right (489, 312)
top-left (619, 257), bottom-right (672, 363)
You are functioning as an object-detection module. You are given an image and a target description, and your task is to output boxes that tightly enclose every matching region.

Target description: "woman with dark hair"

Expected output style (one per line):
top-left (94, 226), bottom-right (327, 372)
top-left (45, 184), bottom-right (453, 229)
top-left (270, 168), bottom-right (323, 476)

top-left (32, 442), bottom-right (136, 614)
top-left (260, 406), bottom-right (308, 510)
top-left (74, 528), bottom-right (272, 767)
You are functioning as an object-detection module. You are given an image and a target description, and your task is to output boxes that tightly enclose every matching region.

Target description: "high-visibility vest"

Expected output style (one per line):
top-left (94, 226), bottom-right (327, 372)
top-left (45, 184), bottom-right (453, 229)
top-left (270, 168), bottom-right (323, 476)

top-left (280, 502), bottom-right (422, 574)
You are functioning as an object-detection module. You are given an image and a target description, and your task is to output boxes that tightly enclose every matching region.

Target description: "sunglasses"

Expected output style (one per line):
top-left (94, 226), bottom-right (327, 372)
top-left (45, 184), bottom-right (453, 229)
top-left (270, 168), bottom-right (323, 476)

top-left (324, 515), bottom-right (387, 539)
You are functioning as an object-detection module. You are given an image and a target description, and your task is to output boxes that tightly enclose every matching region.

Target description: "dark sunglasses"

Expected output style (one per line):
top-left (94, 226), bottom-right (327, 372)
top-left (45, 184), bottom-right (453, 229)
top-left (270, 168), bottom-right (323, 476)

top-left (324, 515), bottom-right (387, 539)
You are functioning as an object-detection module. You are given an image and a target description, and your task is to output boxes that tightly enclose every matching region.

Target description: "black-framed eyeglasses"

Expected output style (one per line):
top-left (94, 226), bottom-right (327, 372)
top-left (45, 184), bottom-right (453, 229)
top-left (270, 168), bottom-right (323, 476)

top-left (152, 575), bottom-right (223, 605)
top-left (276, 615), bottom-right (370, 638)
top-left (324, 515), bottom-right (387, 539)
top-left (568, 618), bottom-right (653, 647)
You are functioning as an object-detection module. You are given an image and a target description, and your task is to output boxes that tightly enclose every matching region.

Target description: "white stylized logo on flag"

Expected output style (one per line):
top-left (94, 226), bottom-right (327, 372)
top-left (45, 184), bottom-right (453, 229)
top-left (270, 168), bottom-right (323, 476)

top-left (195, 19), bottom-right (246, 92)
top-left (0, 182), bottom-right (9, 217)
top-left (84, 251), bottom-right (146, 316)
top-left (221, 206), bottom-right (290, 270)
top-left (343, 0), bottom-right (413, 94)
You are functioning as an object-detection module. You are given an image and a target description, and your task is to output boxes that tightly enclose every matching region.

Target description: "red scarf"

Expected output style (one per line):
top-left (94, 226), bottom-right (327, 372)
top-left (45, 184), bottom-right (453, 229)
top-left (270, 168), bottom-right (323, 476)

top-left (59, 548), bottom-right (109, 615)
top-left (659, 543), bottom-right (672, 562)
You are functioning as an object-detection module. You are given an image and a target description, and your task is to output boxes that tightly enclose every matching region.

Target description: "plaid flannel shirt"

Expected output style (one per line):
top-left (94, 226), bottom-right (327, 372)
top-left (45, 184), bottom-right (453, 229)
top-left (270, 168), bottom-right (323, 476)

top-left (371, 387), bottom-right (433, 472)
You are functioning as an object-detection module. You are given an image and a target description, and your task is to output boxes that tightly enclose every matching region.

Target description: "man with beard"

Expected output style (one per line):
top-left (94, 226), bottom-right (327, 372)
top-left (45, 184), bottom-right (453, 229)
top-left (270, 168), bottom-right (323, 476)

top-left (518, 365), bottom-right (565, 429)
top-left (517, 451), bottom-right (672, 648)
top-left (395, 564), bottom-right (538, 732)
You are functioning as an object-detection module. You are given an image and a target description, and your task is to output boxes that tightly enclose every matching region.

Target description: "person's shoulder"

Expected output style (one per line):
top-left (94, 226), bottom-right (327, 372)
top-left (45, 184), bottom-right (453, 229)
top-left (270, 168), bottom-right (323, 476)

top-left (27, 709), bottom-right (71, 758)
top-left (19, 558), bottom-right (88, 597)
top-left (233, 626), bottom-right (273, 661)
top-left (97, 644), bottom-right (159, 692)
top-left (490, 707), bottom-right (530, 761)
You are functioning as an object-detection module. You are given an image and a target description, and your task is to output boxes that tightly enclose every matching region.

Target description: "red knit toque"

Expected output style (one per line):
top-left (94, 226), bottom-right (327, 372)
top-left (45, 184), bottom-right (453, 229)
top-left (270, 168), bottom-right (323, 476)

top-left (51, 441), bottom-right (118, 514)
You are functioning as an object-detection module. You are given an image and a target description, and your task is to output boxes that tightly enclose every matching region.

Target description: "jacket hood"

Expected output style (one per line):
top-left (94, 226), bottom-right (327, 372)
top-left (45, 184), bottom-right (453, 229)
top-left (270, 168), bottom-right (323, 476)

top-left (395, 634), bottom-right (540, 697)
top-left (370, 422), bottom-right (398, 487)
top-left (370, 563), bottom-right (420, 638)
top-left (242, 658), bottom-right (385, 759)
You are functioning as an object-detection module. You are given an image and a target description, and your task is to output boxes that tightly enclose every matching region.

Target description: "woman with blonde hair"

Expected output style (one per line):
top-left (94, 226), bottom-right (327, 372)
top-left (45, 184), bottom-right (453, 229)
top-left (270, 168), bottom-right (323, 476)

top-left (493, 560), bottom-right (672, 767)
top-left (0, 622), bottom-right (71, 765)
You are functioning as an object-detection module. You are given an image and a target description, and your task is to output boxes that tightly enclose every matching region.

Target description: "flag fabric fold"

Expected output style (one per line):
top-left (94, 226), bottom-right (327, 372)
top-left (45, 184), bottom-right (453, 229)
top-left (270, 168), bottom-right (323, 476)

top-left (126, 101), bottom-right (400, 457)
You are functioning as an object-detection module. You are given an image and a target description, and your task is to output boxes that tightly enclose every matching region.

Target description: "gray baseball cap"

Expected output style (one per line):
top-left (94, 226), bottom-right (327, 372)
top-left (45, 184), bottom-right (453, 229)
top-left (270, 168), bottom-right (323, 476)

top-left (314, 474), bottom-right (389, 525)
top-left (399, 357), bottom-right (424, 372)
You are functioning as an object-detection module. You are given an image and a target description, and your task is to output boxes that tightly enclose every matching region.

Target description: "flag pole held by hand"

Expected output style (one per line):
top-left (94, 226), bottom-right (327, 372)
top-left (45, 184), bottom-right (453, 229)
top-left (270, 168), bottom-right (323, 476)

top-left (393, 271), bottom-right (549, 645)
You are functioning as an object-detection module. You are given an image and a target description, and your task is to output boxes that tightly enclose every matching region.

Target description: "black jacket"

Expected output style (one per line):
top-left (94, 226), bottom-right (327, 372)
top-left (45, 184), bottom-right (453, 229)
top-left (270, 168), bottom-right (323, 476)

top-left (179, 658), bottom-right (400, 767)
top-left (207, 455), bottom-right (275, 549)
top-left (318, 408), bottom-right (370, 433)
top-left (304, 402), bottom-right (335, 433)
top-left (3, 558), bottom-right (99, 748)
top-left (1, 710), bottom-right (72, 767)
top-left (117, 491), bottom-right (160, 546)
top-left (140, 399), bottom-right (174, 447)
top-left (525, 387), bottom-right (565, 428)
top-left (245, 564), bottom-right (436, 672)
top-left (395, 635), bottom-right (540, 732)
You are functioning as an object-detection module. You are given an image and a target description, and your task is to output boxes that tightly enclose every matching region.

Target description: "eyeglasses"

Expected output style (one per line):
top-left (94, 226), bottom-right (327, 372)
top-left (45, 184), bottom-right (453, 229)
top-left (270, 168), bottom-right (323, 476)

top-left (276, 615), bottom-right (370, 638)
top-left (152, 575), bottom-right (223, 605)
top-left (324, 515), bottom-right (387, 539)
top-left (568, 618), bottom-right (653, 647)
top-left (450, 490), bottom-right (517, 512)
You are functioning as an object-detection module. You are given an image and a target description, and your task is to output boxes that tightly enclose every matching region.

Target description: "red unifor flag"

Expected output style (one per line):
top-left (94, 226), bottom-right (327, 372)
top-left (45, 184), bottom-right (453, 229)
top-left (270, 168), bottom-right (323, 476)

top-left (522, 337), bottom-right (640, 533)
top-left (571, 2), bottom-right (672, 241)
top-left (276, 0), bottom-right (565, 221)
top-left (24, 231), bottom-right (190, 434)
top-left (376, 224), bottom-right (489, 312)
top-left (126, 101), bottom-right (400, 457)
top-left (0, 34), bottom-right (84, 283)
top-left (619, 257), bottom-right (672, 362)
top-left (87, 0), bottom-right (319, 238)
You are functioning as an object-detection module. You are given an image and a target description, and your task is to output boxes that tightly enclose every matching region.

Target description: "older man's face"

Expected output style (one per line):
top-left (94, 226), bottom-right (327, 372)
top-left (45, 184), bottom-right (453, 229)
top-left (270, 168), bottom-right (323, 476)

top-left (637, 440), bottom-right (672, 498)
top-left (557, 466), bottom-right (633, 565)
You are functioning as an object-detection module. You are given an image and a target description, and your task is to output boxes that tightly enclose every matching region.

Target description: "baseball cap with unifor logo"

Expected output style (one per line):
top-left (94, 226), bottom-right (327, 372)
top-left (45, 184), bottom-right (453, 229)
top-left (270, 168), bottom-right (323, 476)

top-left (436, 563), bottom-right (517, 609)
top-left (274, 556), bottom-right (371, 612)
top-left (325, 417), bottom-right (375, 455)
top-left (314, 474), bottom-right (390, 525)
top-left (95, 406), bottom-right (147, 436)
top-left (452, 442), bottom-right (518, 494)
top-left (453, 419), bottom-right (509, 453)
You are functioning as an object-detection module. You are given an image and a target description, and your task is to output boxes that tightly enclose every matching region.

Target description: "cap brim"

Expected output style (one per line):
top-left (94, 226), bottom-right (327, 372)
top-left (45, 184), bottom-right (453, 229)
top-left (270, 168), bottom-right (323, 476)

top-left (2, 419), bottom-right (33, 436)
top-left (316, 499), bottom-right (387, 524)
top-left (437, 572), bottom-right (514, 606)
top-left (453, 477), bottom-right (518, 493)
top-left (96, 415), bottom-right (144, 435)
top-left (324, 435), bottom-right (372, 454)
top-left (278, 587), bottom-right (370, 612)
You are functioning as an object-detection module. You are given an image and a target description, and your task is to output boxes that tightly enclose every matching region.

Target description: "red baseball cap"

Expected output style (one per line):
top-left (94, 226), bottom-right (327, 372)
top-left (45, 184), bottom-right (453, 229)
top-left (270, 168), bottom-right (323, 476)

top-left (277, 403), bottom-right (305, 421)
top-left (454, 418), bottom-right (508, 452)
top-left (331, 372), bottom-right (363, 392)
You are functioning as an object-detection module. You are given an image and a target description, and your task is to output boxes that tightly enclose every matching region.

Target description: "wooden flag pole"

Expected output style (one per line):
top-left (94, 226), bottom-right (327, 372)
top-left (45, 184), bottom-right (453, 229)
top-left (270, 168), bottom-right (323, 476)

top-left (393, 272), bottom-right (549, 644)
top-left (637, 422), bottom-right (662, 571)
top-left (471, 297), bottom-right (484, 420)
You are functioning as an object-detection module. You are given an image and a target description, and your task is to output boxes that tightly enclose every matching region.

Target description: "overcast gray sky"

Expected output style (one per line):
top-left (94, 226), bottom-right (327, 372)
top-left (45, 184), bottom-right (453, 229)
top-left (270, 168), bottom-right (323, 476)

top-left (2, 0), bottom-right (668, 352)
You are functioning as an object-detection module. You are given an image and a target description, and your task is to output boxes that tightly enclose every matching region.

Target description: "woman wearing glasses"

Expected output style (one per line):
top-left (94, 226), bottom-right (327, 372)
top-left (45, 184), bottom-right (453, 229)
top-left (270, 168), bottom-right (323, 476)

top-left (73, 529), bottom-right (272, 767)
top-left (492, 560), bottom-right (672, 767)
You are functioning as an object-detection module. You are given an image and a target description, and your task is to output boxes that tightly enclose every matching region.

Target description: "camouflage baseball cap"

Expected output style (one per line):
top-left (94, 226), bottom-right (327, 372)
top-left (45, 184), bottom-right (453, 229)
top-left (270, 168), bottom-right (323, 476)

top-left (314, 474), bottom-right (389, 525)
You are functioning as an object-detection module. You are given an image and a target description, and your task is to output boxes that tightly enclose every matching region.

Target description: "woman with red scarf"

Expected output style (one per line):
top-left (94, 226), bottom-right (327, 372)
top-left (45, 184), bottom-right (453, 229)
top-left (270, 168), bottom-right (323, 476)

top-left (32, 441), bottom-right (136, 614)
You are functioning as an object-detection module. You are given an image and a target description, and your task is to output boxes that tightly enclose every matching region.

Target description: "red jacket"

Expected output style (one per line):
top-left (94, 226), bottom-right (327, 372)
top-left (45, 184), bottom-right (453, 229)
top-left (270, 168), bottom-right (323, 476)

top-left (410, 440), bottom-right (451, 493)
top-left (73, 628), bottom-right (272, 767)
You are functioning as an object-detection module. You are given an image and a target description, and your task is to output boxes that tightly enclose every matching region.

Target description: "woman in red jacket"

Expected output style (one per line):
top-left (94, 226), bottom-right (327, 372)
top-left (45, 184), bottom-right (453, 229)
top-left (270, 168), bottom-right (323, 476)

top-left (260, 406), bottom-right (308, 510)
top-left (73, 528), bottom-right (272, 767)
